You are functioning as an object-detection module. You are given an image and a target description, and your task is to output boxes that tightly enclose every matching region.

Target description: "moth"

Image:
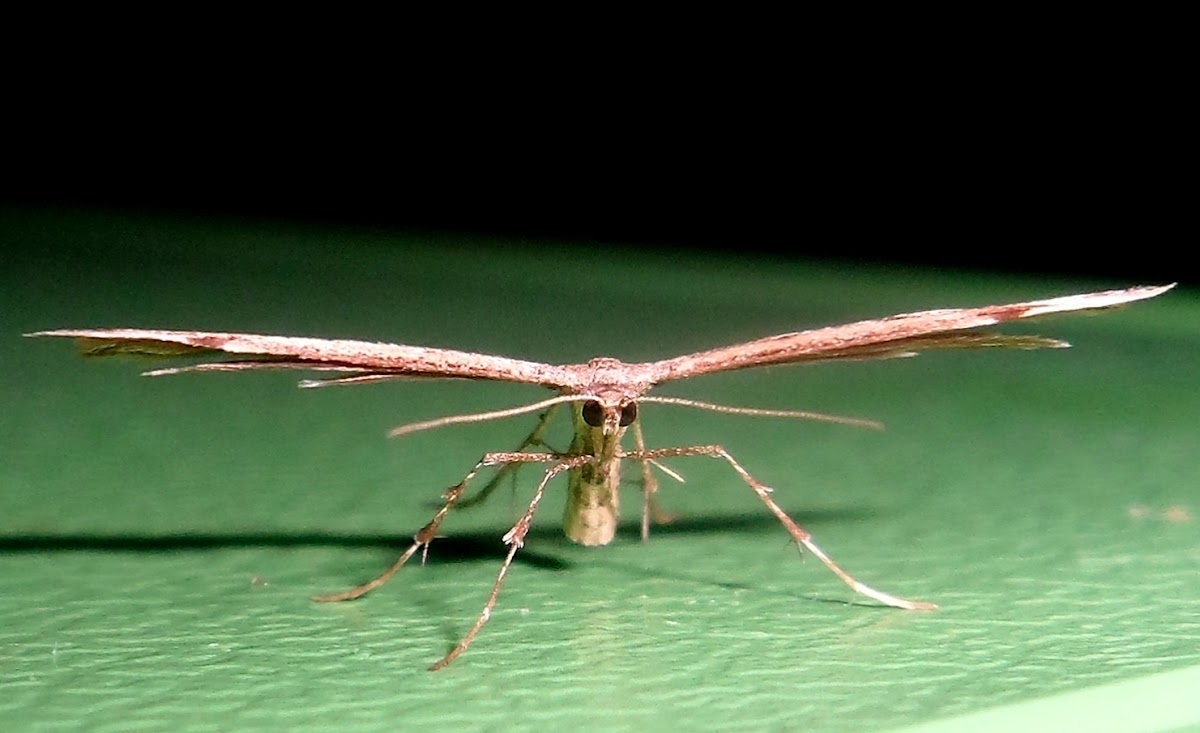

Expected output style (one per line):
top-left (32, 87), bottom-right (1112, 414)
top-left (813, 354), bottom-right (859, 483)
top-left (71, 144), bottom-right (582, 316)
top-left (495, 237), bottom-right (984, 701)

top-left (27, 284), bottom-right (1172, 669)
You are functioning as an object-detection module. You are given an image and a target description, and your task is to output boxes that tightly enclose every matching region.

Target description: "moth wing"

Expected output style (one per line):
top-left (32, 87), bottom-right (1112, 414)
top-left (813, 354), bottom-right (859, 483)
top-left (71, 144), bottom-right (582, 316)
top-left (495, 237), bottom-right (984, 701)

top-left (649, 284), bottom-right (1174, 382)
top-left (25, 329), bottom-right (572, 388)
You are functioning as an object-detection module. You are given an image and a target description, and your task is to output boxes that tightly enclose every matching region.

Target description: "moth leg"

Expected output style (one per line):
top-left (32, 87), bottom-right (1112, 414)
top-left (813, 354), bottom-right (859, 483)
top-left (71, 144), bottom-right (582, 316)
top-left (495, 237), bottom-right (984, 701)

top-left (311, 449), bottom-right (564, 604)
top-left (623, 445), bottom-right (937, 612)
top-left (456, 404), bottom-right (563, 510)
top-left (632, 421), bottom-right (678, 541)
top-left (430, 453), bottom-right (594, 671)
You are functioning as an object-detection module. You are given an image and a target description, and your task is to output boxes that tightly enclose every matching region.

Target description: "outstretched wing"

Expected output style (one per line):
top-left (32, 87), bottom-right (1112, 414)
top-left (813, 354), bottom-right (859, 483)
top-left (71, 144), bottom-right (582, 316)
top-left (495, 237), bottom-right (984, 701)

top-left (647, 285), bottom-right (1175, 383)
top-left (24, 329), bottom-right (572, 388)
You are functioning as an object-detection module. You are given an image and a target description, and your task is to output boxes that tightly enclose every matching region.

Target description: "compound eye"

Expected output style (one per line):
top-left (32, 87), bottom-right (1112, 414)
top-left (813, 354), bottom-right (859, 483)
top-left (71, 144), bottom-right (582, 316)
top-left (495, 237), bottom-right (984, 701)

top-left (581, 400), bottom-right (604, 427)
top-left (619, 402), bottom-right (638, 426)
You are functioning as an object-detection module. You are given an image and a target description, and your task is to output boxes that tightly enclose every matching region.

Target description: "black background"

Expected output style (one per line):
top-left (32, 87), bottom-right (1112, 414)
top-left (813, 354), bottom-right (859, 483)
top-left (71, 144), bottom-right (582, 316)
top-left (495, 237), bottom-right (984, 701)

top-left (4, 27), bottom-right (1187, 284)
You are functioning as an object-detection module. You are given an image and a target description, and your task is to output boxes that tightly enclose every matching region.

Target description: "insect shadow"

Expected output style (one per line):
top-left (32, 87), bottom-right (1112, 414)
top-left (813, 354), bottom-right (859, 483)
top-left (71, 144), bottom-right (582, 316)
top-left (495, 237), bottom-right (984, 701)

top-left (0, 506), bottom-right (869, 563)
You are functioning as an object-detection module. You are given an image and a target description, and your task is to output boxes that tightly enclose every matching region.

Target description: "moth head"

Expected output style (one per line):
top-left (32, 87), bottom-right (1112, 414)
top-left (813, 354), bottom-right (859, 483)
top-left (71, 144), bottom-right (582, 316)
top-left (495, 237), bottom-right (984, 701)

top-left (580, 398), bottom-right (637, 435)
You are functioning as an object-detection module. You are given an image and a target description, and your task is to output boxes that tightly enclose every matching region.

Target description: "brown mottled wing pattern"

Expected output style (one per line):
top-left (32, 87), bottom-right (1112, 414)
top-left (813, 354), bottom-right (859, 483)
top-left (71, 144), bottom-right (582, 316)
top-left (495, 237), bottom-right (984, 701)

top-left (24, 329), bottom-right (573, 388)
top-left (647, 285), bottom-right (1175, 383)
top-left (27, 285), bottom-right (1174, 391)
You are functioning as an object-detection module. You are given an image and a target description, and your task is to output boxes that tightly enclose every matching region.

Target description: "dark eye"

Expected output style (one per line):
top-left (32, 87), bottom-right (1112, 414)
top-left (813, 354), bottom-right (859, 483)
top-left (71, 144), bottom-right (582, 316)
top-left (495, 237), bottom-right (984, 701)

top-left (581, 400), bottom-right (604, 427)
top-left (619, 402), bottom-right (637, 426)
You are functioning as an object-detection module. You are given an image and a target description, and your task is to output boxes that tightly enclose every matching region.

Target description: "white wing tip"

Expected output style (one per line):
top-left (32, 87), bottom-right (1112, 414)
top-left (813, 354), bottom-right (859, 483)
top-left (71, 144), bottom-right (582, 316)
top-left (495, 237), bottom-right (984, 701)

top-left (142, 367), bottom-right (187, 377)
top-left (25, 329), bottom-right (73, 338)
top-left (1022, 283), bottom-right (1175, 318)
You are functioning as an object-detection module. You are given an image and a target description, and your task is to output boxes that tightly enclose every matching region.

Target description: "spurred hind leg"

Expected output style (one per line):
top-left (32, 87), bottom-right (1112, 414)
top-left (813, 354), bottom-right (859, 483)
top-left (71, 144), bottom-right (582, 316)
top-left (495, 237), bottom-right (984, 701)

top-left (632, 421), bottom-right (680, 541)
top-left (623, 444), bottom-right (936, 611)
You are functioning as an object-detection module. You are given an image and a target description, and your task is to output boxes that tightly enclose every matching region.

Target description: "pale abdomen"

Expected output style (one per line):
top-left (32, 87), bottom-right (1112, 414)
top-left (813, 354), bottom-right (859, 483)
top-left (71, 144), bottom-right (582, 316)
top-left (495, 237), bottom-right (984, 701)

top-left (563, 461), bottom-right (620, 546)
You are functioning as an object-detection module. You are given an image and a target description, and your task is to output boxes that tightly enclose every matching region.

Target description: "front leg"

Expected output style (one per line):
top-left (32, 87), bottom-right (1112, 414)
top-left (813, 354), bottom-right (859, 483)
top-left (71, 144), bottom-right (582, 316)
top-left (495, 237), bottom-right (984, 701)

top-left (311, 449), bottom-right (567, 603)
top-left (623, 444), bottom-right (937, 611)
top-left (429, 453), bottom-right (594, 671)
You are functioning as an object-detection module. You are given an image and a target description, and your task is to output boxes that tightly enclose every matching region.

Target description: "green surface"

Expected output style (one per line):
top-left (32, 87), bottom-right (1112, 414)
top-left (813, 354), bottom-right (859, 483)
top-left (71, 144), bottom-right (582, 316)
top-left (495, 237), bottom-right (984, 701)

top-left (2, 208), bottom-right (1197, 732)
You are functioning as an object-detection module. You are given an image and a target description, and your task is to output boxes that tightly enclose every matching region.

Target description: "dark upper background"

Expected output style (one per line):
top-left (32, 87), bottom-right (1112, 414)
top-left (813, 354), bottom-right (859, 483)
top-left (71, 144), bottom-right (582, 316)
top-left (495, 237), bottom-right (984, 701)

top-left (2, 30), bottom-right (1186, 285)
top-left (5, 134), bottom-right (1184, 284)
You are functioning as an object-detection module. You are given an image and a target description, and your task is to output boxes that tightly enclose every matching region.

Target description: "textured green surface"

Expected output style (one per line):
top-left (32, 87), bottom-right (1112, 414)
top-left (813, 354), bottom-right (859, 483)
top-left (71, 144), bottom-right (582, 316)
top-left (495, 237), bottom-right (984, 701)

top-left (2, 208), bottom-right (1197, 732)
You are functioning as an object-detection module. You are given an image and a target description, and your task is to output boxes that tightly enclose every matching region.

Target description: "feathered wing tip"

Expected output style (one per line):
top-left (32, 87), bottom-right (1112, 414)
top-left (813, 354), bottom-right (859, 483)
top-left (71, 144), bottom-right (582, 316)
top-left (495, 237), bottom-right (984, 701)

top-left (71, 335), bottom-right (222, 357)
